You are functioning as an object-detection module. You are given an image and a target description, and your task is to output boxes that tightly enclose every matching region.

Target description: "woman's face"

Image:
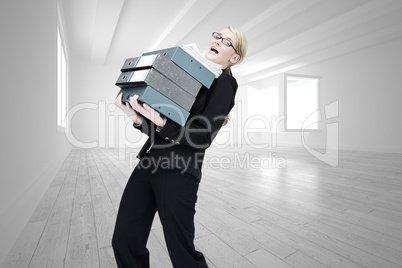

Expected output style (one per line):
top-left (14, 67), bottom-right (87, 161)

top-left (205, 28), bottom-right (240, 68)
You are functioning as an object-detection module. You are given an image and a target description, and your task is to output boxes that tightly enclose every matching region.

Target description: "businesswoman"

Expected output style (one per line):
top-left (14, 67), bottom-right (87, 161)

top-left (112, 25), bottom-right (248, 268)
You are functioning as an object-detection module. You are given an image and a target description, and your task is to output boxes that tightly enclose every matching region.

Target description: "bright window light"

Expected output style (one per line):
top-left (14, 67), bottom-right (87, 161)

top-left (57, 27), bottom-right (67, 128)
top-left (285, 75), bottom-right (319, 131)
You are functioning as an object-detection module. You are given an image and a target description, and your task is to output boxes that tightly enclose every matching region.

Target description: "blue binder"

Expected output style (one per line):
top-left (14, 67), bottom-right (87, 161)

top-left (120, 54), bottom-right (201, 97)
top-left (142, 46), bottom-right (215, 88)
top-left (115, 68), bottom-right (195, 111)
top-left (118, 86), bottom-right (190, 126)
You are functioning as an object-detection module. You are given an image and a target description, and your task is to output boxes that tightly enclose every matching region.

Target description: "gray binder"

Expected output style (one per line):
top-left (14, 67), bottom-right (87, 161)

top-left (115, 68), bottom-right (195, 111)
top-left (118, 86), bottom-right (190, 126)
top-left (142, 46), bottom-right (215, 88)
top-left (120, 54), bottom-right (201, 97)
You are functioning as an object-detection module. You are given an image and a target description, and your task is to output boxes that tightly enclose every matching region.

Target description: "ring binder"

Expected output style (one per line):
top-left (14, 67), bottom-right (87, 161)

top-left (142, 46), bottom-right (215, 88)
top-left (116, 68), bottom-right (195, 111)
top-left (118, 86), bottom-right (190, 126)
top-left (120, 54), bottom-right (201, 97)
top-left (116, 45), bottom-right (217, 126)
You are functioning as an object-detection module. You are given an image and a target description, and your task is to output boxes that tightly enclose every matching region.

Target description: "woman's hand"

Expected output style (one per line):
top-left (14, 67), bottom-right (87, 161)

top-left (129, 94), bottom-right (165, 127)
top-left (114, 93), bottom-right (143, 124)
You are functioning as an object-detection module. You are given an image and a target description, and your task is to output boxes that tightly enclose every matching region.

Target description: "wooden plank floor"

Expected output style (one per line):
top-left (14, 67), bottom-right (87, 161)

top-left (2, 146), bottom-right (402, 268)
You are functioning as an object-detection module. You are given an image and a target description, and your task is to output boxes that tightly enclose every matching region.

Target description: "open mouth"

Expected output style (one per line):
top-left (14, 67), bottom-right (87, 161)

top-left (210, 46), bottom-right (219, 54)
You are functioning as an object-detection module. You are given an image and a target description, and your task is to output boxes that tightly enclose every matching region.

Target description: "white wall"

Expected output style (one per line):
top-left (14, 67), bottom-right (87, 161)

top-left (291, 36), bottom-right (402, 153)
top-left (0, 0), bottom-right (71, 264)
top-left (239, 37), bottom-right (402, 154)
top-left (67, 58), bottom-right (146, 153)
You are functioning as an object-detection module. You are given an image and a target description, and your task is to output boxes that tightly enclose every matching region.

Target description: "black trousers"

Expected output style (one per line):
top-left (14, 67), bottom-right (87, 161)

top-left (112, 158), bottom-right (208, 268)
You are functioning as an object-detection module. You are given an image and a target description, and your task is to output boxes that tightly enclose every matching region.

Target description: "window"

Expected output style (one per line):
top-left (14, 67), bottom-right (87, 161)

top-left (57, 27), bottom-right (67, 128)
top-left (285, 74), bottom-right (319, 131)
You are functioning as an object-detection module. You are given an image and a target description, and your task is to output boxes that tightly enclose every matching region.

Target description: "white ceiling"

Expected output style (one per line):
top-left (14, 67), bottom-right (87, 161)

top-left (59, 0), bottom-right (402, 85)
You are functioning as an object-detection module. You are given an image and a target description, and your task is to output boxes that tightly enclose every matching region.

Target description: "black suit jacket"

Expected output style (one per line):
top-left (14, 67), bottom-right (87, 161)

top-left (133, 72), bottom-right (238, 180)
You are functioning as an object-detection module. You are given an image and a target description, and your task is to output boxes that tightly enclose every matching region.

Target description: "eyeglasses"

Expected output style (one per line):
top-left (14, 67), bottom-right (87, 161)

top-left (212, 32), bottom-right (238, 54)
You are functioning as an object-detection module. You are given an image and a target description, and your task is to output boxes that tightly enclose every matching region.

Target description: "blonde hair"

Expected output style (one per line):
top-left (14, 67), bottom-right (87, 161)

top-left (223, 25), bottom-right (248, 126)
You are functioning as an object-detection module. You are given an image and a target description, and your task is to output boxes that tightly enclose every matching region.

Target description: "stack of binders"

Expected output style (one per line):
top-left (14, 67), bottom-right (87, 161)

top-left (116, 46), bottom-right (215, 126)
